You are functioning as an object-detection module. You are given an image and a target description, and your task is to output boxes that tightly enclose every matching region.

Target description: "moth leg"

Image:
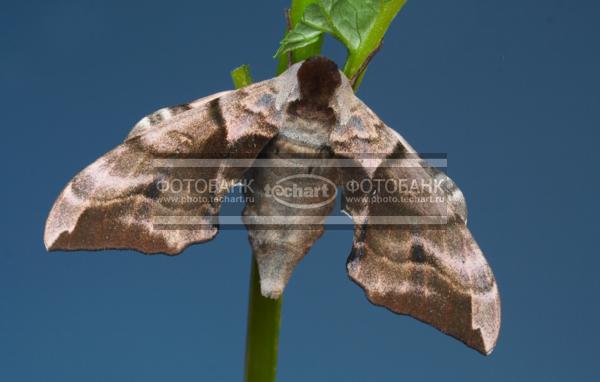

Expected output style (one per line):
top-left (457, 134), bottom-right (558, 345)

top-left (350, 40), bottom-right (384, 88)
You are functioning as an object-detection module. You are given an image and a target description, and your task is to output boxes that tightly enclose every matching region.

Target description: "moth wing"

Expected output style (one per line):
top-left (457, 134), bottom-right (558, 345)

top-left (126, 90), bottom-right (232, 140)
top-left (330, 96), bottom-right (500, 355)
top-left (45, 80), bottom-right (282, 255)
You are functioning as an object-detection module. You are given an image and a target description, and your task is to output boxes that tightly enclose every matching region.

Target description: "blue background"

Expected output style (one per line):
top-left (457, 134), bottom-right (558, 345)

top-left (1, 0), bottom-right (598, 380)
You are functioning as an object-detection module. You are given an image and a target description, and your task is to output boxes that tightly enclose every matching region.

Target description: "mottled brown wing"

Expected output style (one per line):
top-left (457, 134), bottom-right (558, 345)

top-left (45, 80), bottom-right (282, 255)
top-left (330, 96), bottom-right (501, 355)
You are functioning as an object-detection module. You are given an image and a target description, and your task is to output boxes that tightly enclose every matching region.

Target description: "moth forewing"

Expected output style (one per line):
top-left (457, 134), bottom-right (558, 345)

top-left (44, 77), bottom-right (284, 254)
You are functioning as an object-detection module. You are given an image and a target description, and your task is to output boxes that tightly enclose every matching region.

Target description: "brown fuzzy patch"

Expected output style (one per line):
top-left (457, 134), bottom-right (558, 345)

top-left (297, 56), bottom-right (341, 106)
top-left (289, 56), bottom-right (342, 123)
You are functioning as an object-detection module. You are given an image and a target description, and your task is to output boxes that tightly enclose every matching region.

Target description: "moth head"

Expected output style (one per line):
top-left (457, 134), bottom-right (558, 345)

top-left (297, 56), bottom-right (342, 107)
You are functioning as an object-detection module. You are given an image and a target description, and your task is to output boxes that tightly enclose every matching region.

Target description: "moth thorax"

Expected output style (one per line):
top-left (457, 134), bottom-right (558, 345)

top-left (278, 116), bottom-right (332, 149)
top-left (297, 56), bottom-right (341, 107)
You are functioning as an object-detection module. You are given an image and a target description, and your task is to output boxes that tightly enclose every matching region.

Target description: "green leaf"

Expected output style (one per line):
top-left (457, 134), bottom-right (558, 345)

top-left (274, 21), bottom-right (324, 58)
top-left (302, 3), bottom-right (334, 34)
top-left (276, 0), bottom-right (325, 74)
top-left (327, 0), bottom-right (380, 50)
top-left (275, 0), bottom-right (385, 57)
top-left (343, 0), bottom-right (406, 88)
top-left (274, 0), bottom-right (406, 90)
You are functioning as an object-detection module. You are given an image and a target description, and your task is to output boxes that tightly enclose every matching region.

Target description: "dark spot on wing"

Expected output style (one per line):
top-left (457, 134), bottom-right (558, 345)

top-left (256, 93), bottom-right (275, 108)
top-left (169, 104), bottom-right (192, 114)
top-left (144, 180), bottom-right (161, 200)
top-left (148, 113), bottom-right (163, 125)
top-left (388, 142), bottom-right (408, 159)
top-left (411, 243), bottom-right (427, 263)
top-left (348, 115), bottom-right (365, 133)
top-left (318, 144), bottom-right (334, 157)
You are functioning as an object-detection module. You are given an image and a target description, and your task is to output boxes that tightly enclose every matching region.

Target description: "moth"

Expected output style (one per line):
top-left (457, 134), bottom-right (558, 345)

top-left (45, 56), bottom-right (501, 355)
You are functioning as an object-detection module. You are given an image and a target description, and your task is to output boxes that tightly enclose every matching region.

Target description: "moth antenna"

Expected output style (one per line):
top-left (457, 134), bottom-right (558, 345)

top-left (285, 8), bottom-right (293, 68)
top-left (350, 40), bottom-right (384, 88)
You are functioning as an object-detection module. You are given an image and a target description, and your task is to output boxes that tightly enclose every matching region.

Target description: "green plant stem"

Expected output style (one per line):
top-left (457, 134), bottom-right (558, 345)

top-left (235, 0), bottom-right (397, 378)
top-left (231, 64), bottom-right (254, 89)
top-left (342, 0), bottom-right (407, 90)
top-left (243, 258), bottom-right (282, 382)
top-left (234, 1), bottom-right (326, 379)
top-left (231, 64), bottom-right (283, 382)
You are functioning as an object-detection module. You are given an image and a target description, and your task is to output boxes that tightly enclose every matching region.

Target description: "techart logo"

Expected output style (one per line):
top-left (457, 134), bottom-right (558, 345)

top-left (264, 174), bottom-right (337, 209)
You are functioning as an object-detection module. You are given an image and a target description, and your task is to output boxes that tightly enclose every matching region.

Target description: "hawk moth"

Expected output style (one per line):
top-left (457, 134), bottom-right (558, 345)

top-left (44, 57), bottom-right (500, 355)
